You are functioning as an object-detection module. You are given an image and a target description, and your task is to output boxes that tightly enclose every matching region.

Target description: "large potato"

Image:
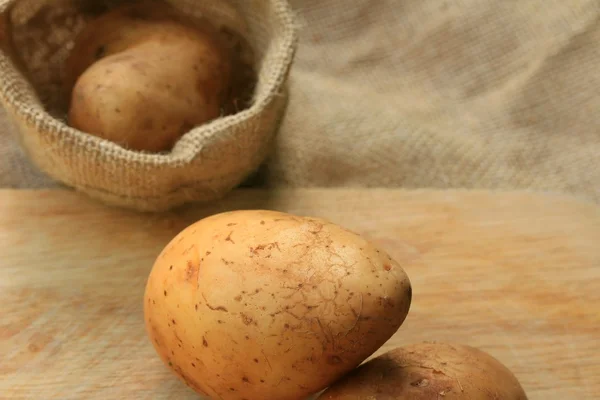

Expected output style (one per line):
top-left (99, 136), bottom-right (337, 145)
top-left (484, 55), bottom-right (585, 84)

top-left (318, 342), bottom-right (528, 399)
top-left (144, 210), bottom-right (412, 400)
top-left (66, 1), bottom-right (232, 152)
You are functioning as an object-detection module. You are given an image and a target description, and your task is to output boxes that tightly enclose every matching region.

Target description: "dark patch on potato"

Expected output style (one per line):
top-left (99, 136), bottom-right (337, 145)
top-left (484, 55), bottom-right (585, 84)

top-left (185, 260), bottom-right (198, 282)
top-left (240, 313), bottom-right (255, 326)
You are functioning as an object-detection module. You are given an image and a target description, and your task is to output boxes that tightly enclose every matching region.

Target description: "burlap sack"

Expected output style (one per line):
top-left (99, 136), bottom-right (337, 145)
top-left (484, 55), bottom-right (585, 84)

top-left (0, 0), bottom-right (297, 211)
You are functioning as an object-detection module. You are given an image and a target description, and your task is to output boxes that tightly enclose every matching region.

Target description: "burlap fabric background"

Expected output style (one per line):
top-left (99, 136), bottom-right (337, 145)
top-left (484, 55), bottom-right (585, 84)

top-left (2, 0), bottom-right (600, 203)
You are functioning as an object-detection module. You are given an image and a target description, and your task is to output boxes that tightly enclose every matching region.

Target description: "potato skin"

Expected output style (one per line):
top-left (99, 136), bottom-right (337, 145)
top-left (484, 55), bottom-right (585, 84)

top-left (318, 342), bottom-right (528, 400)
top-left (66, 1), bottom-right (232, 152)
top-left (144, 210), bottom-right (412, 400)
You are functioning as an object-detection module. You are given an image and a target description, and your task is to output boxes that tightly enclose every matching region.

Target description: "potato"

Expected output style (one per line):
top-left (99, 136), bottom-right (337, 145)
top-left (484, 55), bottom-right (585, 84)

top-left (144, 210), bottom-right (412, 400)
top-left (318, 342), bottom-right (528, 399)
top-left (66, 1), bottom-right (232, 152)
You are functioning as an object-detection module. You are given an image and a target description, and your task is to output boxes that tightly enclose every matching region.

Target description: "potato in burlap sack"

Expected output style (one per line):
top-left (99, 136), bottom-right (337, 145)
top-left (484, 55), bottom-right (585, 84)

top-left (0, 0), bottom-right (297, 211)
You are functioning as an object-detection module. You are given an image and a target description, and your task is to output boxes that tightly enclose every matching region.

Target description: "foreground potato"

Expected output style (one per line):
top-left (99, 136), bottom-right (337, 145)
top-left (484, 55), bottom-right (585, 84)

top-left (318, 342), bottom-right (528, 399)
top-left (66, 1), bottom-right (232, 152)
top-left (144, 210), bottom-right (412, 400)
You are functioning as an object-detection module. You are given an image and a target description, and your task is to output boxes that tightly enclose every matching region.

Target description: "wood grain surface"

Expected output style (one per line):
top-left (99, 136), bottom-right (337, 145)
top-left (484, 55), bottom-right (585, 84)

top-left (0, 189), bottom-right (599, 400)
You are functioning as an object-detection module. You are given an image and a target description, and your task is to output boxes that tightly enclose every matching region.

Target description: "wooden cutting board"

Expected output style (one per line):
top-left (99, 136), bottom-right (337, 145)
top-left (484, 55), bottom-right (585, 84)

top-left (1, 189), bottom-right (598, 400)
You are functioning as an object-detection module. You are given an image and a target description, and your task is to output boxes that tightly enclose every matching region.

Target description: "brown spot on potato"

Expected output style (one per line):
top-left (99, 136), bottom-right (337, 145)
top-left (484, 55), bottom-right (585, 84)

top-left (384, 264), bottom-right (392, 271)
top-left (250, 242), bottom-right (281, 256)
top-left (225, 231), bottom-right (235, 244)
top-left (164, 290), bottom-right (168, 296)
top-left (202, 336), bottom-right (208, 347)
top-left (240, 313), bottom-right (254, 325)
top-left (234, 295), bottom-right (242, 302)
top-left (242, 377), bottom-right (250, 383)
top-left (185, 260), bottom-right (198, 282)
